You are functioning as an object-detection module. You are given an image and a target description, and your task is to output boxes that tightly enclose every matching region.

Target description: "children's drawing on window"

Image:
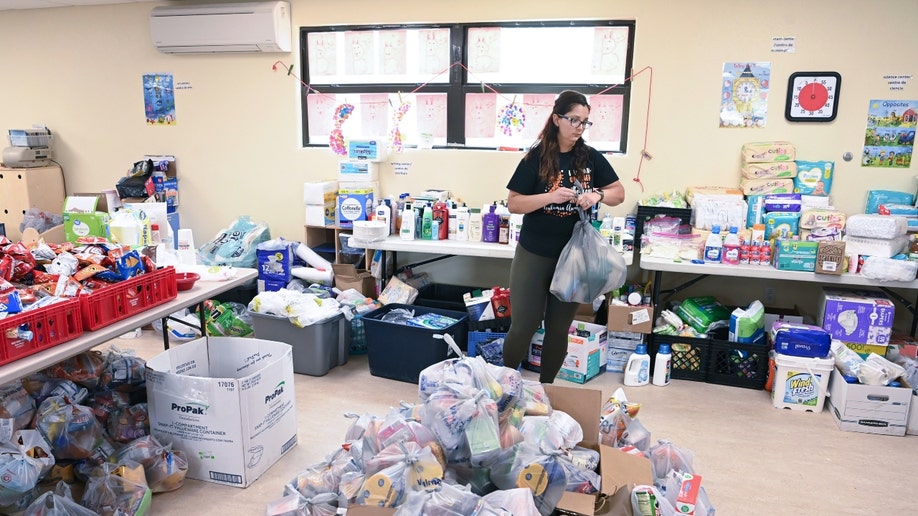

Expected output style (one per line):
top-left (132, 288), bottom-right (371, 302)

top-left (588, 95), bottom-right (623, 143)
top-left (379, 30), bottom-right (407, 75)
top-left (307, 94), bottom-right (336, 137)
top-left (361, 93), bottom-right (390, 137)
top-left (417, 94), bottom-right (448, 138)
top-left (344, 31), bottom-right (375, 76)
top-left (418, 28), bottom-right (449, 74)
top-left (468, 27), bottom-right (501, 73)
top-left (591, 27), bottom-right (628, 76)
top-left (465, 93), bottom-right (497, 138)
top-left (308, 32), bottom-right (337, 77)
top-left (522, 94), bottom-right (555, 140)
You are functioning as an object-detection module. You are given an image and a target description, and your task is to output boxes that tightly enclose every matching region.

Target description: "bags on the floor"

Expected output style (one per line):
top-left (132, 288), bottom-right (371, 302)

top-left (550, 207), bottom-right (627, 304)
top-left (22, 481), bottom-right (96, 516)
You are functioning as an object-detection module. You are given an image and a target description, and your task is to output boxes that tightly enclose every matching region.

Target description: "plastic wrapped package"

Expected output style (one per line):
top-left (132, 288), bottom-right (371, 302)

top-left (0, 382), bottom-right (36, 442)
top-left (640, 232), bottom-right (702, 261)
top-left (202, 300), bottom-right (254, 336)
top-left (89, 389), bottom-right (132, 427)
top-left (520, 380), bottom-right (552, 416)
top-left (107, 403), bottom-right (150, 443)
top-left (114, 435), bottom-right (188, 493)
top-left (151, 309), bottom-right (202, 342)
top-left (860, 257), bottom-right (918, 282)
top-left (647, 440), bottom-right (695, 487)
top-left (631, 484), bottom-right (677, 516)
top-left (81, 461), bottom-right (152, 516)
top-left (394, 481), bottom-right (482, 515)
top-left (23, 481), bottom-right (97, 516)
top-left (489, 442), bottom-right (568, 516)
top-left (0, 430), bottom-right (55, 514)
top-left (197, 215), bottom-right (270, 268)
top-left (356, 442), bottom-right (444, 508)
top-left (98, 345), bottom-right (147, 393)
top-left (34, 396), bottom-right (114, 464)
top-left (845, 214), bottom-right (908, 238)
top-left (420, 384), bottom-right (501, 467)
top-left (550, 207), bottom-right (627, 304)
top-left (44, 351), bottom-right (105, 391)
top-left (266, 488), bottom-right (343, 516)
top-left (558, 457), bottom-right (601, 494)
top-left (479, 487), bottom-right (541, 516)
top-left (292, 444), bottom-right (364, 499)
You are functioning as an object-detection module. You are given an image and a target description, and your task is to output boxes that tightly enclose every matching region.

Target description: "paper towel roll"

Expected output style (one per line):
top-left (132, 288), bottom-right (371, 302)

top-left (295, 242), bottom-right (333, 270)
top-left (291, 266), bottom-right (333, 285)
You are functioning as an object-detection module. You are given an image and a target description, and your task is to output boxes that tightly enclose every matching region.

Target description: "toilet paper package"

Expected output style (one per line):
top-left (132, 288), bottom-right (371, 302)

top-left (819, 288), bottom-right (895, 345)
top-left (793, 161), bottom-right (834, 196)
top-left (845, 214), bottom-right (908, 239)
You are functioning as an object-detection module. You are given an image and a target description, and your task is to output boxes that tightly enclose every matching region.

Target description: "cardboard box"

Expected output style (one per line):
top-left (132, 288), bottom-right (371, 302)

top-left (774, 240), bottom-right (818, 271)
top-left (145, 154), bottom-right (178, 207)
top-left (145, 337), bottom-right (298, 487)
top-left (909, 391), bottom-right (918, 436)
top-left (559, 322), bottom-right (608, 384)
top-left (841, 341), bottom-right (889, 359)
top-left (338, 182), bottom-right (379, 228)
top-left (347, 139), bottom-right (388, 162)
top-left (303, 180), bottom-right (338, 205)
top-left (544, 385), bottom-right (653, 515)
top-left (607, 304), bottom-right (653, 334)
top-left (305, 201), bottom-right (337, 226)
top-left (827, 366), bottom-right (911, 436)
top-left (763, 306), bottom-right (804, 333)
top-left (815, 240), bottom-right (845, 275)
top-left (819, 288), bottom-right (895, 345)
top-left (62, 195), bottom-right (111, 242)
top-left (333, 263), bottom-right (376, 298)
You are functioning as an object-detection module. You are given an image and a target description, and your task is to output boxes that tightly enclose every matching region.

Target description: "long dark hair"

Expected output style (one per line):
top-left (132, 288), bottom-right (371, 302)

top-left (525, 90), bottom-right (591, 184)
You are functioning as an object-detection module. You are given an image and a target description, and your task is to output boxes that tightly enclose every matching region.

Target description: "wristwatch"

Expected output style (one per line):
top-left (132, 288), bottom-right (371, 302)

top-left (596, 189), bottom-right (605, 202)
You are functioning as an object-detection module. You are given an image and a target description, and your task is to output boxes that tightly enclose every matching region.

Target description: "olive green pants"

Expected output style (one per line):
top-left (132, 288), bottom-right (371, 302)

top-left (502, 244), bottom-right (579, 383)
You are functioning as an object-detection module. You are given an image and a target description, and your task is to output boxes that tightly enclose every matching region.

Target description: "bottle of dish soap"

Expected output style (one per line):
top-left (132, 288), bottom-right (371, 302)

top-left (623, 343), bottom-right (651, 386)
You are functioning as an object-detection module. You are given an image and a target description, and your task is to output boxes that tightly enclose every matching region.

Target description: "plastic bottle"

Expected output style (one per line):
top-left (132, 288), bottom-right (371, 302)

top-left (375, 201), bottom-right (391, 233)
top-left (150, 223), bottom-right (161, 245)
top-left (599, 214), bottom-right (613, 243)
top-left (456, 205), bottom-right (470, 241)
top-left (612, 216), bottom-right (625, 250)
top-left (703, 224), bottom-right (723, 263)
top-left (447, 201), bottom-right (458, 240)
top-left (469, 209), bottom-right (483, 242)
top-left (431, 220), bottom-right (440, 240)
top-left (387, 196), bottom-right (398, 235)
top-left (433, 201), bottom-right (449, 240)
top-left (421, 204), bottom-right (434, 240)
top-left (498, 215), bottom-right (510, 244)
top-left (508, 213), bottom-right (524, 246)
top-left (623, 343), bottom-right (651, 386)
top-left (400, 202), bottom-right (415, 240)
top-left (722, 226), bottom-right (741, 265)
top-left (652, 343), bottom-right (672, 386)
top-left (482, 205), bottom-right (500, 243)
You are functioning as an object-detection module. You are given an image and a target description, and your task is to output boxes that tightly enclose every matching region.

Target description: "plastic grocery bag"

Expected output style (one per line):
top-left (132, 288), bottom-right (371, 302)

top-left (198, 215), bottom-right (270, 268)
top-left (23, 481), bottom-right (97, 516)
top-left (550, 207), bottom-right (627, 304)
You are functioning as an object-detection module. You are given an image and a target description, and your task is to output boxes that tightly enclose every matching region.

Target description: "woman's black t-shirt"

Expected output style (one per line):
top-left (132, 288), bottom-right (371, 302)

top-left (506, 146), bottom-right (619, 257)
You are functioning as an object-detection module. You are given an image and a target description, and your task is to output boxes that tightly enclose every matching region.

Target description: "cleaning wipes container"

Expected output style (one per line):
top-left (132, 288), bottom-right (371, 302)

top-left (771, 352), bottom-right (835, 412)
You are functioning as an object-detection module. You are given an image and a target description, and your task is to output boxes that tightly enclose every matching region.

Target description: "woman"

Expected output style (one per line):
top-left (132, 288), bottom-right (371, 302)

top-left (502, 90), bottom-right (625, 383)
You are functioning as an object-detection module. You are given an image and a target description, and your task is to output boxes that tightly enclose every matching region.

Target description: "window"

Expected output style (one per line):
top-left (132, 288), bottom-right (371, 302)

top-left (299, 21), bottom-right (635, 153)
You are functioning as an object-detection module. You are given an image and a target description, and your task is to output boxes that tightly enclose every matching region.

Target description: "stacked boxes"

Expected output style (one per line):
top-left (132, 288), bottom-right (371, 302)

top-left (304, 181), bottom-right (338, 226)
top-left (607, 331), bottom-right (644, 373)
top-left (819, 288), bottom-right (895, 349)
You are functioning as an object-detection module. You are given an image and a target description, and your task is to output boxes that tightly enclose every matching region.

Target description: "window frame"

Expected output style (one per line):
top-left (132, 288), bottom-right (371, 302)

top-left (299, 19), bottom-right (636, 153)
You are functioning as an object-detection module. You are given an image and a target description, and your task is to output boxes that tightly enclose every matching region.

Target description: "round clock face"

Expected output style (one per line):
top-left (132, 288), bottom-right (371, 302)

top-left (785, 72), bottom-right (841, 122)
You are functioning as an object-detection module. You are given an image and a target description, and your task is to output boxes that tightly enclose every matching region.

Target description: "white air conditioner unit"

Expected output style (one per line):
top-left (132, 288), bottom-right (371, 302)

top-left (150, 1), bottom-right (291, 54)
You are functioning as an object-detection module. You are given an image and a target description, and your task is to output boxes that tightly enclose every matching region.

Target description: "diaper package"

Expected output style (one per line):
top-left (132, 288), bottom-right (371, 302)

top-left (845, 214), bottom-right (908, 239)
top-left (793, 161), bottom-right (833, 196)
top-left (764, 193), bottom-right (802, 212)
top-left (799, 209), bottom-right (847, 230)
top-left (865, 190), bottom-right (914, 214)
top-left (740, 178), bottom-right (795, 196)
top-left (691, 196), bottom-right (747, 231)
top-left (843, 235), bottom-right (909, 258)
top-left (746, 195), bottom-right (765, 228)
top-left (764, 211), bottom-right (801, 239)
top-left (684, 186), bottom-right (743, 206)
top-left (878, 203), bottom-right (918, 217)
top-left (801, 195), bottom-right (832, 209)
top-left (741, 141), bottom-right (796, 163)
top-left (740, 161), bottom-right (798, 179)
top-left (729, 301), bottom-right (765, 345)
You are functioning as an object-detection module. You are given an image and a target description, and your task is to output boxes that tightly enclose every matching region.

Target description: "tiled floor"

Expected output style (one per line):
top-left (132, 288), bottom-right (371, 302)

top-left (95, 330), bottom-right (914, 515)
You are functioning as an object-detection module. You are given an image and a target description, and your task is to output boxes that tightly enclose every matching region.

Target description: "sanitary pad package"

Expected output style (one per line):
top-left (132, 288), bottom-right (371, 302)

top-left (845, 214), bottom-right (908, 239)
top-left (793, 161), bottom-right (833, 196)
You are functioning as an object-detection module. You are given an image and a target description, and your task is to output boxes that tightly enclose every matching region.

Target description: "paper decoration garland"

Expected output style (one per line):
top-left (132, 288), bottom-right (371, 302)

top-left (389, 98), bottom-right (412, 153)
top-left (498, 101), bottom-right (526, 136)
top-left (329, 102), bottom-right (355, 156)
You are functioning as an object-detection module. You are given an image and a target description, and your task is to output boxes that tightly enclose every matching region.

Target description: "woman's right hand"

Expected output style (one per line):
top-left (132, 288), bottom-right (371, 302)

top-left (549, 187), bottom-right (579, 205)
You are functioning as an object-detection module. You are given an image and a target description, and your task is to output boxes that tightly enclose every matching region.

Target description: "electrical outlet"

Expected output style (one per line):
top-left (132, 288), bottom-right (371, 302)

top-left (763, 287), bottom-right (777, 305)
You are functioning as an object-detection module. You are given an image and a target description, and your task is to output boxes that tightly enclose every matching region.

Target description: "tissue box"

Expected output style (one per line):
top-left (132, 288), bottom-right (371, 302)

top-left (819, 288), bottom-right (895, 345)
top-left (305, 202), bottom-right (337, 227)
top-left (773, 239), bottom-right (817, 271)
top-left (338, 161), bottom-right (378, 181)
top-left (347, 139), bottom-right (388, 162)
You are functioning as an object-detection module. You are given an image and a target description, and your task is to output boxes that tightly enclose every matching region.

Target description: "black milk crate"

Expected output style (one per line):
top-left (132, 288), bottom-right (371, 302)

top-left (468, 318), bottom-right (512, 366)
top-left (415, 283), bottom-right (488, 313)
top-left (651, 335), bottom-right (710, 383)
top-left (707, 339), bottom-right (769, 390)
top-left (634, 205), bottom-right (694, 247)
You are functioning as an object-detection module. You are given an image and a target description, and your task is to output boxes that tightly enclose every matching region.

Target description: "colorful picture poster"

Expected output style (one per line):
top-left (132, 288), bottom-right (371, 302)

top-left (863, 99), bottom-right (917, 168)
top-left (416, 94), bottom-right (448, 139)
top-left (306, 94), bottom-right (336, 138)
top-left (720, 62), bottom-right (771, 128)
top-left (143, 74), bottom-right (176, 125)
top-left (344, 31), bottom-right (375, 75)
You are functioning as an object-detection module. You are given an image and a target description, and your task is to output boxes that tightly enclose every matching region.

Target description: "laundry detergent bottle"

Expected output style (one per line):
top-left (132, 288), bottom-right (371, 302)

top-left (623, 343), bottom-right (651, 386)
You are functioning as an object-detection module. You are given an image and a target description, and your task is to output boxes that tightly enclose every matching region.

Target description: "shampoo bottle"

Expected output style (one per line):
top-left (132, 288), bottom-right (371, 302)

top-left (623, 344), bottom-right (651, 386)
top-left (469, 209), bottom-right (483, 242)
top-left (456, 205), bottom-right (470, 241)
top-left (422, 204), bottom-right (434, 240)
top-left (400, 202), bottom-right (415, 240)
top-left (375, 201), bottom-right (391, 232)
top-left (482, 205), bottom-right (500, 243)
top-left (652, 343), bottom-right (672, 386)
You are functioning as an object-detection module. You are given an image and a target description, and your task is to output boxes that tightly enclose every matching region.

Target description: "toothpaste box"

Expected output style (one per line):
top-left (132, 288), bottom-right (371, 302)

top-left (819, 288), bottom-right (895, 345)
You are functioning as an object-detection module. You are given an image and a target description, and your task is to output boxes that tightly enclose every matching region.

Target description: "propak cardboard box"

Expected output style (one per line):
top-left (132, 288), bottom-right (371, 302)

top-left (145, 337), bottom-right (298, 487)
top-left (827, 366), bottom-right (912, 436)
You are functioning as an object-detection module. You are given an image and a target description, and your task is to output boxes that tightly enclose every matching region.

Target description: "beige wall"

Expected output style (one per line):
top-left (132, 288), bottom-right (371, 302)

top-left (2, 0), bottom-right (917, 308)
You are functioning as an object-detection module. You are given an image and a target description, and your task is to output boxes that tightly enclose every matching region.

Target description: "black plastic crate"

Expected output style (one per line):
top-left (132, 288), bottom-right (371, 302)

top-left (634, 205), bottom-right (694, 247)
top-left (362, 303), bottom-right (468, 383)
top-left (651, 335), bottom-right (710, 382)
top-left (707, 339), bottom-right (769, 389)
top-left (415, 283), bottom-right (487, 312)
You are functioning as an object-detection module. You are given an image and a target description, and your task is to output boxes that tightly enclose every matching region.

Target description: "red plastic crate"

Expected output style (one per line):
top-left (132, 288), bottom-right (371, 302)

top-left (80, 266), bottom-right (178, 331)
top-left (0, 298), bottom-right (84, 367)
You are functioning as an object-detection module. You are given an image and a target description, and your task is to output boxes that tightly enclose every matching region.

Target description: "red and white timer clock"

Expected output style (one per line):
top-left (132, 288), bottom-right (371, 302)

top-left (785, 71), bottom-right (841, 122)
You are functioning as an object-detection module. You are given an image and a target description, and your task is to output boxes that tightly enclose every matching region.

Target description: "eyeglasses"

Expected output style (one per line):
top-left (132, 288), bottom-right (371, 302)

top-left (558, 114), bottom-right (593, 129)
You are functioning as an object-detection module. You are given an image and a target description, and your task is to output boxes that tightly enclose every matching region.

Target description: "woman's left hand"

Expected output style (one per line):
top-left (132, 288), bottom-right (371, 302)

top-left (576, 190), bottom-right (602, 210)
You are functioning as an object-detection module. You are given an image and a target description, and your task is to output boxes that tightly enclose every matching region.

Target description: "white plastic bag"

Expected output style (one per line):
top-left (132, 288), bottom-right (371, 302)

top-left (550, 208), bottom-right (627, 303)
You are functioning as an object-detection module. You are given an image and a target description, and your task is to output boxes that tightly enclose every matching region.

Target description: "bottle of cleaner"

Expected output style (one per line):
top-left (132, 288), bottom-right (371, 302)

top-left (722, 226), bottom-right (741, 265)
top-left (456, 205), bottom-right (470, 241)
top-left (599, 214), bottom-right (613, 243)
top-left (482, 205), bottom-right (500, 243)
top-left (422, 204), bottom-right (434, 240)
top-left (400, 202), bottom-right (415, 240)
top-left (469, 209), bottom-right (483, 242)
top-left (623, 343), bottom-right (651, 386)
top-left (652, 343), bottom-right (672, 386)
top-left (704, 224), bottom-right (723, 263)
